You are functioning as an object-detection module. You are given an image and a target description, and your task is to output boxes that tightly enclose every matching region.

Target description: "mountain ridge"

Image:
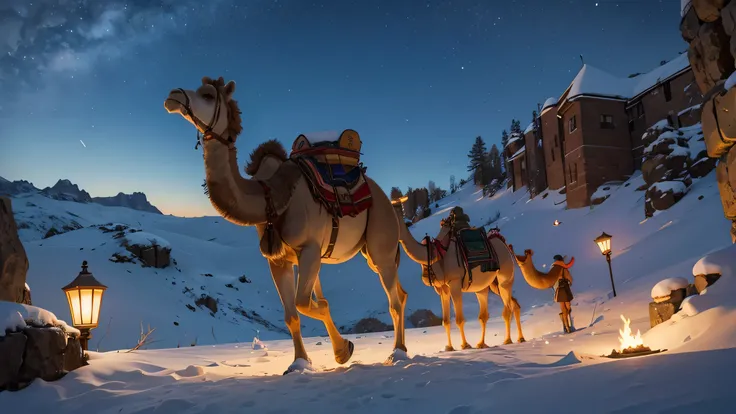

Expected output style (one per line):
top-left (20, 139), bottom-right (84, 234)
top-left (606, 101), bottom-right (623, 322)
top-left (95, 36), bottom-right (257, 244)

top-left (0, 176), bottom-right (163, 215)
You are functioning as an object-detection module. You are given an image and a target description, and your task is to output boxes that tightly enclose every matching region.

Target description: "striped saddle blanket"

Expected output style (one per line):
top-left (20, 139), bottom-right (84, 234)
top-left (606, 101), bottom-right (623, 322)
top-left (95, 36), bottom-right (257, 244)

top-left (291, 130), bottom-right (372, 218)
top-left (457, 227), bottom-right (500, 273)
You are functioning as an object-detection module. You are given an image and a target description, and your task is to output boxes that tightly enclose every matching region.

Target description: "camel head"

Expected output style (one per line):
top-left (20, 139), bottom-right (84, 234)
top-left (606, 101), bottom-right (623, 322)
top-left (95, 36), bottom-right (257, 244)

top-left (514, 248), bottom-right (534, 265)
top-left (164, 76), bottom-right (243, 141)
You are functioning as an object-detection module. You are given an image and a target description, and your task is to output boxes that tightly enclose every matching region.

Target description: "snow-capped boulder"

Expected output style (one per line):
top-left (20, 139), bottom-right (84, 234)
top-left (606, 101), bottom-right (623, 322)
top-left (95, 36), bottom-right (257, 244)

top-left (590, 182), bottom-right (621, 206)
top-left (408, 309), bottom-right (442, 328)
top-left (121, 231), bottom-right (172, 268)
top-left (0, 302), bottom-right (85, 391)
top-left (645, 180), bottom-right (689, 217)
top-left (0, 197), bottom-right (29, 303)
top-left (651, 277), bottom-right (690, 302)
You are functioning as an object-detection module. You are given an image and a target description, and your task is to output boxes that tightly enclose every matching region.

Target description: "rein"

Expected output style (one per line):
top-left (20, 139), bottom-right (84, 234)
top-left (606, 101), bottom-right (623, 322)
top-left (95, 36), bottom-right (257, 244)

top-left (167, 86), bottom-right (235, 150)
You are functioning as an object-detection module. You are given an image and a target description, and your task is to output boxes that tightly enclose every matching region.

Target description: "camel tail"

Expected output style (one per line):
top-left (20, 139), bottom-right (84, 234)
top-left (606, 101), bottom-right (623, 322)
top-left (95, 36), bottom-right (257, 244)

top-left (395, 211), bottom-right (440, 265)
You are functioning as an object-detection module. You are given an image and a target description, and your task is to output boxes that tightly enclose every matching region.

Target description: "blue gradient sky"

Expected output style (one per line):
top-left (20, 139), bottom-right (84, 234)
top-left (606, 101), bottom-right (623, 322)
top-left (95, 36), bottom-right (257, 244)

top-left (0, 0), bottom-right (685, 217)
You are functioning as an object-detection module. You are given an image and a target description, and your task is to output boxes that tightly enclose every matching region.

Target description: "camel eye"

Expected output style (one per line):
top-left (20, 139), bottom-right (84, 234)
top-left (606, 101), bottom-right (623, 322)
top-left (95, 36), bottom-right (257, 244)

top-left (202, 93), bottom-right (214, 100)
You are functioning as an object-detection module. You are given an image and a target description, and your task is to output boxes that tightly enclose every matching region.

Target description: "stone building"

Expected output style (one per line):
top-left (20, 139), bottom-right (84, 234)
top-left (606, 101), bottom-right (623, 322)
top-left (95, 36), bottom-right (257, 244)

top-left (504, 132), bottom-right (527, 192)
top-left (526, 52), bottom-right (702, 208)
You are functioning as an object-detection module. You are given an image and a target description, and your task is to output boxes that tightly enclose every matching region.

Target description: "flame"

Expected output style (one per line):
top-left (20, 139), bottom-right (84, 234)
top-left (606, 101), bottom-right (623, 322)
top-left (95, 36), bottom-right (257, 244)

top-left (618, 314), bottom-right (644, 350)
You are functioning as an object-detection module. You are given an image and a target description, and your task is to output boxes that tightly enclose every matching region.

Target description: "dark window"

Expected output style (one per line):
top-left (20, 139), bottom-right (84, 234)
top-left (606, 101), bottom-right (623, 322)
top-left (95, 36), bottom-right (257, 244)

top-left (636, 101), bottom-right (644, 117)
top-left (551, 147), bottom-right (555, 161)
top-left (554, 135), bottom-right (558, 147)
top-left (573, 163), bottom-right (578, 182)
top-left (628, 120), bottom-right (635, 133)
top-left (600, 114), bottom-right (614, 129)
top-left (666, 114), bottom-right (674, 126)
top-left (663, 81), bottom-right (672, 102)
top-left (568, 115), bottom-right (577, 133)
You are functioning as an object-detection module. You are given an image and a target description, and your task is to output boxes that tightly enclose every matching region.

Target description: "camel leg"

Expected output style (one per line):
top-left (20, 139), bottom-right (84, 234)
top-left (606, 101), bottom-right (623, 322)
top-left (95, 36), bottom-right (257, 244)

top-left (512, 297), bottom-right (525, 342)
top-left (374, 257), bottom-right (408, 353)
top-left (294, 244), bottom-right (353, 365)
top-left (449, 280), bottom-right (472, 350)
top-left (268, 261), bottom-right (310, 373)
top-left (497, 284), bottom-right (520, 344)
top-left (439, 285), bottom-right (454, 351)
top-left (475, 287), bottom-right (490, 349)
top-left (313, 275), bottom-right (354, 364)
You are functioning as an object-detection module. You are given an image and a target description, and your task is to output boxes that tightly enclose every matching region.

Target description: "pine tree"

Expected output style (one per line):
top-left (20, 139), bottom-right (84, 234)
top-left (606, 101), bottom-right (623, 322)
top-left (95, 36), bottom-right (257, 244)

top-left (488, 144), bottom-right (502, 180)
top-left (500, 129), bottom-right (509, 177)
top-left (467, 136), bottom-right (489, 186)
top-left (390, 187), bottom-right (403, 201)
top-left (428, 181), bottom-right (437, 202)
top-left (450, 175), bottom-right (457, 193)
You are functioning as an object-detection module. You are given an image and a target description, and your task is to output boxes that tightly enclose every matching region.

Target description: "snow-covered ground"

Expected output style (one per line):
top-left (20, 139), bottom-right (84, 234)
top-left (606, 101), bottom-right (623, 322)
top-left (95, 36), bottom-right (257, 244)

top-left (2, 169), bottom-right (736, 412)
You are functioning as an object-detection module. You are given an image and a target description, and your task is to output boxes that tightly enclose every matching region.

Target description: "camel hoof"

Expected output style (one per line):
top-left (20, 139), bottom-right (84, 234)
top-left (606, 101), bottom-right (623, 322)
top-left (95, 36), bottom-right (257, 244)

top-left (444, 345), bottom-right (455, 352)
top-left (334, 340), bottom-right (354, 365)
top-left (282, 358), bottom-right (314, 375)
top-left (518, 337), bottom-right (526, 343)
top-left (476, 342), bottom-right (490, 349)
top-left (502, 338), bottom-right (513, 345)
top-left (384, 348), bottom-right (410, 366)
top-left (461, 343), bottom-right (473, 350)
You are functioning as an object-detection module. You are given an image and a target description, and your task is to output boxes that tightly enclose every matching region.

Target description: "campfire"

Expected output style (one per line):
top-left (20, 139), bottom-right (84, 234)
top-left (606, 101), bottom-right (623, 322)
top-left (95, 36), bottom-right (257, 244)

top-left (605, 315), bottom-right (664, 359)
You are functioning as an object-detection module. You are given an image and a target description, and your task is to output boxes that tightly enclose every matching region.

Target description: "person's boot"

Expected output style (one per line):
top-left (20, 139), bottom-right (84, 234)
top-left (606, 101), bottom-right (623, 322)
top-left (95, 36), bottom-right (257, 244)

top-left (559, 312), bottom-right (570, 334)
top-left (567, 310), bottom-right (576, 332)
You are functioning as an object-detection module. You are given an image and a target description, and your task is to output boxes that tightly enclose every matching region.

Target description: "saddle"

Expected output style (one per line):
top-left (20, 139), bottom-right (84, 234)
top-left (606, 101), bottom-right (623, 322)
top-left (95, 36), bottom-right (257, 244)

top-left (290, 129), bottom-right (373, 218)
top-left (289, 129), bottom-right (373, 259)
top-left (456, 227), bottom-right (500, 273)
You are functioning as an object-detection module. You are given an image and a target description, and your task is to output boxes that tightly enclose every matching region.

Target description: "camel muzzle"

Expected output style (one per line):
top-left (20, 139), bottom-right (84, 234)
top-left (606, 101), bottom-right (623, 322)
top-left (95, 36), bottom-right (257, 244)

top-left (164, 89), bottom-right (187, 114)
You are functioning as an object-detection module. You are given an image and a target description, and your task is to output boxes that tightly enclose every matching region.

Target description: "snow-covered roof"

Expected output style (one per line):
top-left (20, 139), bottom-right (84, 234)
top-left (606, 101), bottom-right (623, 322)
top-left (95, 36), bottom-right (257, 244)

top-left (562, 53), bottom-right (691, 104)
top-left (505, 134), bottom-right (523, 148)
top-left (508, 146), bottom-right (526, 162)
top-left (523, 122), bottom-right (536, 135)
top-left (542, 97), bottom-right (558, 110)
top-left (630, 53), bottom-right (690, 99)
top-left (567, 64), bottom-right (633, 101)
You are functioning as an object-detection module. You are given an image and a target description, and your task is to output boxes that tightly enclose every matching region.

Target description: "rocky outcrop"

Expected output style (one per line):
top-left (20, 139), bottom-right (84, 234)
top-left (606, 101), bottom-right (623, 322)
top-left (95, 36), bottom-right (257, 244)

top-left (345, 317), bottom-right (393, 334)
top-left (120, 231), bottom-right (171, 268)
top-left (41, 179), bottom-right (92, 203)
top-left (408, 309), bottom-right (442, 328)
top-left (0, 326), bottom-right (85, 391)
top-left (0, 197), bottom-right (29, 303)
top-left (92, 192), bottom-right (162, 215)
top-left (640, 123), bottom-right (711, 217)
top-left (681, 0), bottom-right (736, 241)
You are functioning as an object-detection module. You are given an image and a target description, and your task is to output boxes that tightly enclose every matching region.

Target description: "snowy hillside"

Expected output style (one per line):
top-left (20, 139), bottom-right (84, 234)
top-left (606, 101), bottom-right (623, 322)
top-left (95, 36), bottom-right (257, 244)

top-left (8, 168), bottom-right (732, 353)
top-left (4, 169), bottom-right (736, 412)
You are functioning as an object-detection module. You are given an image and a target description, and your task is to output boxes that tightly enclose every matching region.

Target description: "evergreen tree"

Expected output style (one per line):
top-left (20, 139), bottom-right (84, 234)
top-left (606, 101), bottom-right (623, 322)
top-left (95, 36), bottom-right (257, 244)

top-left (467, 136), bottom-right (489, 186)
top-left (390, 187), bottom-right (403, 201)
top-left (428, 181), bottom-right (437, 202)
top-left (450, 175), bottom-right (457, 193)
top-left (488, 144), bottom-right (502, 179)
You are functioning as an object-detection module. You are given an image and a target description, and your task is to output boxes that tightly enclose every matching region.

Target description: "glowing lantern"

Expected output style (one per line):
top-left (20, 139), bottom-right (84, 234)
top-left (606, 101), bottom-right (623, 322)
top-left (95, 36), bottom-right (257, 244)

top-left (62, 261), bottom-right (107, 351)
top-left (594, 231), bottom-right (612, 256)
top-left (593, 232), bottom-right (616, 297)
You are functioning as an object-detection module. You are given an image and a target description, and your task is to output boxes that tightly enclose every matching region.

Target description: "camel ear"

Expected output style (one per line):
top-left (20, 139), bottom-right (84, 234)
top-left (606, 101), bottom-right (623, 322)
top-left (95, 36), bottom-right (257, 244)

top-left (224, 81), bottom-right (236, 98)
top-left (202, 76), bottom-right (213, 85)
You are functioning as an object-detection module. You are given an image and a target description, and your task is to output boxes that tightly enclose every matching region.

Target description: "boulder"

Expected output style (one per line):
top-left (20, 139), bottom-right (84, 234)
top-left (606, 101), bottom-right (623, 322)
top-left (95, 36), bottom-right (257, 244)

top-left (689, 21), bottom-right (733, 93)
top-left (19, 284), bottom-right (31, 306)
top-left (348, 317), bottom-right (393, 334)
top-left (195, 294), bottom-right (218, 314)
top-left (0, 326), bottom-right (85, 391)
top-left (0, 197), bottom-right (29, 303)
top-left (121, 232), bottom-right (171, 268)
top-left (716, 151), bottom-right (736, 220)
top-left (693, 0), bottom-right (728, 22)
top-left (649, 301), bottom-right (680, 328)
top-left (646, 181), bottom-right (689, 214)
top-left (689, 156), bottom-right (718, 177)
top-left (694, 272), bottom-right (722, 293)
top-left (408, 309), bottom-right (442, 328)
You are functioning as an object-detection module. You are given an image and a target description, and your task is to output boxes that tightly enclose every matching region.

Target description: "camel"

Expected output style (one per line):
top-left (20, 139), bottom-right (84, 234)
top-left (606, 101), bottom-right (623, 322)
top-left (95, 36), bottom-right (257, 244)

top-left (510, 247), bottom-right (576, 333)
top-left (163, 76), bottom-right (408, 374)
top-left (395, 208), bottom-right (525, 350)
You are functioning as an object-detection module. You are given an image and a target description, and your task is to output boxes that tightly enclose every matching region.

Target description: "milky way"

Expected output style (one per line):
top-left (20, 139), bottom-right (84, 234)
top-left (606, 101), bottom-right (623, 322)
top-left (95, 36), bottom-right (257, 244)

top-left (0, 0), bottom-right (222, 94)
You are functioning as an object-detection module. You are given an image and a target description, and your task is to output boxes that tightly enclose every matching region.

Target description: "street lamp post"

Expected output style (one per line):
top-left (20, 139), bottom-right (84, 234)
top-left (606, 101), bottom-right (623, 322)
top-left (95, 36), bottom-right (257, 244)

top-left (594, 232), bottom-right (617, 297)
top-left (62, 261), bottom-right (108, 352)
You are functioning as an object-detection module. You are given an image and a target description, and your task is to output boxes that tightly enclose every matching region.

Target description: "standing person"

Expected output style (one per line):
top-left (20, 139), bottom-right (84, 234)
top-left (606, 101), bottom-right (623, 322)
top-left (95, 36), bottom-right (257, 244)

top-left (552, 254), bottom-right (575, 333)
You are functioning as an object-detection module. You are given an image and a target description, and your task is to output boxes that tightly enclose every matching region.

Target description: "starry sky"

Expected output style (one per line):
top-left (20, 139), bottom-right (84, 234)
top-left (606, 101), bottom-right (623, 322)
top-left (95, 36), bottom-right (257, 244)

top-left (0, 0), bottom-right (686, 217)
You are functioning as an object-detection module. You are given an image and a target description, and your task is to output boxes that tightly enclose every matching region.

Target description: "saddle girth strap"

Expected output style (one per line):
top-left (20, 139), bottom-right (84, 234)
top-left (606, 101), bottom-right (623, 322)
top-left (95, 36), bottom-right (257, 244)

top-left (322, 217), bottom-right (340, 259)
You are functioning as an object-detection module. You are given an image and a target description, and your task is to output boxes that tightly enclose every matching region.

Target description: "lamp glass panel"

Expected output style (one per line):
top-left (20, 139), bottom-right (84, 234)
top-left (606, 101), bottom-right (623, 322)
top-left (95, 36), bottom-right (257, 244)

top-left (79, 288), bottom-right (94, 325)
top-left (66, 290), bottom-right (82, 326)
top-left (91, 288), bottom-right (103, 326)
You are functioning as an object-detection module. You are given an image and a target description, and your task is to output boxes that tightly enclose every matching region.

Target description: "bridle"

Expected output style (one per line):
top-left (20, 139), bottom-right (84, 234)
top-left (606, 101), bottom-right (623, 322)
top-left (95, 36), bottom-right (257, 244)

top-left (166, 86), bottom-right (235, 150)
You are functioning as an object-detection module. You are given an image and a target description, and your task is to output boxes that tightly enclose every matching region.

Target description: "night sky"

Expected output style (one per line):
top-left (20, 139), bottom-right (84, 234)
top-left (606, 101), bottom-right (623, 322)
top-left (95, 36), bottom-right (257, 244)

top-left (0, 0), bottom-right (685, 217)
